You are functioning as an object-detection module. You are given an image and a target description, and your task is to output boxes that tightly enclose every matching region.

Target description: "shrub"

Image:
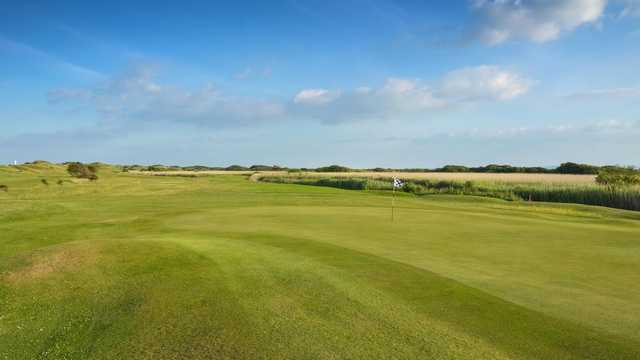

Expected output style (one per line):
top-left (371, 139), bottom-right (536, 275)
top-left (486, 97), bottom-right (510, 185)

top-left (67, 162), bottom-right (98, 180)
top-left (402, 182), bottom-right (424, 194)
top-left (41, 179), bottom-right (49, 186)
top-left (437, 165), bottom-right (469, 172)
top-left (596, 168), bottom-right (640, 189)
top-left (555, 162), bottom-right (599, 175)
top-left (0, 184), bottom-right (7, 192)
top-left (57, 180), bottom-right (64, 185)
top-left (315, 165), bottom-right (351, 172)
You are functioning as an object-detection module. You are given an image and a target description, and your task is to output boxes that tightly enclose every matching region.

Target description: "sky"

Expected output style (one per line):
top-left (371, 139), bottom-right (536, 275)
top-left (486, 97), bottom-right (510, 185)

top-left (1, 0), bottom-right (639, 168)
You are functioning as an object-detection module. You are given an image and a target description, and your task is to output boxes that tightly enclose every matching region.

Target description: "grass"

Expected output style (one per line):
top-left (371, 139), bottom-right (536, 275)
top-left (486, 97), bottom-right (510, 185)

top-left (259, 175), bottom-right (640, 211)
top-left (1, 164), bottom-right (640, 359)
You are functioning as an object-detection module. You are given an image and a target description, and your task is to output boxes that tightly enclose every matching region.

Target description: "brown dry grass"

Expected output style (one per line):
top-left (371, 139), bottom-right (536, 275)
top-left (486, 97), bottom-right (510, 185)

top-left (2, 242), bottom-right (99, 284)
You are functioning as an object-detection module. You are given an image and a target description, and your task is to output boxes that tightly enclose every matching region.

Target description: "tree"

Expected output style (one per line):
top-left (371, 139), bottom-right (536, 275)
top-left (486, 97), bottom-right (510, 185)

top-left (556, 162), bottom-right (599, 175)
top-left (596, 168), bottom-right (640, 189)
top-left (316, 165), bottom-right (351, 172)
top-left (67, 162), bottom-right (98, 180)
top-left (438, 165), bottom-right (469, 173)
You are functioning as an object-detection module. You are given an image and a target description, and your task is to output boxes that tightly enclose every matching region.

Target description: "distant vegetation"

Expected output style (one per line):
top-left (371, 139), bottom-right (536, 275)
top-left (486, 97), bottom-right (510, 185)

top-left (67, 162), bottom-right (99, 181)
top-left (260, 169), bottom-right (640, 211)
top-left (117, 161), bottom-right (635, 175)
top-left (596, 167), bottom-right (640, 189)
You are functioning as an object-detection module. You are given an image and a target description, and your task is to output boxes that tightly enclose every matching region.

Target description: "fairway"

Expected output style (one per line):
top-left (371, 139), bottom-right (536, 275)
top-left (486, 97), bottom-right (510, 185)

top-left (2, 167), bottom-right (640, 359)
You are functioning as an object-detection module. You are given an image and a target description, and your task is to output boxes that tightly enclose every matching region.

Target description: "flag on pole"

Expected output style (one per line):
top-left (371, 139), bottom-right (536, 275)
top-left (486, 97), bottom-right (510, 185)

top-left (391, 177), bottom-right (402, 222)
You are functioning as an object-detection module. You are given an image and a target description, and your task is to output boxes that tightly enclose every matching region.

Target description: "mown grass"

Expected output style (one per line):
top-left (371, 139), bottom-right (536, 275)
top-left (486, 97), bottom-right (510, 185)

top-left (1, 164), bottom-right (640, 359)
top-left (259, 175), bottom-right (640, 211)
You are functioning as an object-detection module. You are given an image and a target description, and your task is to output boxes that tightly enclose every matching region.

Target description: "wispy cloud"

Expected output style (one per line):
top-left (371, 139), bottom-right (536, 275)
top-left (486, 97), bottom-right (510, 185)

top-left (619, 0), bottom-right (640, 17)
top-left (563, 87), bottom-right (640, 100)
top-left (50, 64), bottom-right (531, 126)
top-left (50, 64), bottom-right (285, 127)
top-left (0, 35), bottom-right (105, 80)
top-left (433, 119), bottom-right (640, 140)
top-left (469, 0), bottom-right (607, 45)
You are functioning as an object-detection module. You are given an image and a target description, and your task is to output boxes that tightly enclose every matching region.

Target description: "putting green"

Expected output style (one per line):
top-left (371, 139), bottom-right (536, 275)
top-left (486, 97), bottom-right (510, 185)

top-left (1, 168), bottom-right (640, 359)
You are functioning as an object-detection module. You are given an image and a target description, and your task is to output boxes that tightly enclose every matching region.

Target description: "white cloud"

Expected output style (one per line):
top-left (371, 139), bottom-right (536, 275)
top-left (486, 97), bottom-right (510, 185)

top-left (440, 65), bottom-right (532, 101)
top-left (294, 89), bottom-right (341, 105)
top-left (292, 66), bottom-right (531, 123)
top-left (471, 0), bottom-right (607, 45)
top-left (51, 64), bottom-right (530, 126)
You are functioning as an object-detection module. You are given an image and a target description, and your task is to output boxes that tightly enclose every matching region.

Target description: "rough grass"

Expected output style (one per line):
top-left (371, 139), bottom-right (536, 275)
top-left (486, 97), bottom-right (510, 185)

top-left (1, 167), bottom-right (640, 359)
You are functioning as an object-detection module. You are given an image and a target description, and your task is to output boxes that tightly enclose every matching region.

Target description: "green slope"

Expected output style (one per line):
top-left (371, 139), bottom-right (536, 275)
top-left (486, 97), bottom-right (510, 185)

top-left (1, 170), bottom-right (640, 359)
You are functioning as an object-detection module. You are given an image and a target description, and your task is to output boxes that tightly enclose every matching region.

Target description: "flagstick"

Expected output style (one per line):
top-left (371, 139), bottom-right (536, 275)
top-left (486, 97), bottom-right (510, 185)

top-left (391, 186), bottom-right (395, 222)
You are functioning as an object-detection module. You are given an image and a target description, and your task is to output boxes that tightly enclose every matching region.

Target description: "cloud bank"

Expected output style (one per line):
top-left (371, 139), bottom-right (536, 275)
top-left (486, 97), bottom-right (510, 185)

top-left (293, 66), bottom-right (532, 123)
top-left (50, 64), bottom-right (532, 126)
top-left (471, 0), bottom-right (607, 45)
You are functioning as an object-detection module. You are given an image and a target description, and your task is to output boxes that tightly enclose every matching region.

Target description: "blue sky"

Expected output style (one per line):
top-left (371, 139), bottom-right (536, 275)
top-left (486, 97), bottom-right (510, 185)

top-left (1, 0), bottom-right (639, 167)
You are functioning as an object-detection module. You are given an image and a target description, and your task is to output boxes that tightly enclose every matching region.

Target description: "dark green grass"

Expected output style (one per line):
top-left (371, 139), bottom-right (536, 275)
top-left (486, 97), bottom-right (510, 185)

top-left (1, 164), bottom-right (640, 359)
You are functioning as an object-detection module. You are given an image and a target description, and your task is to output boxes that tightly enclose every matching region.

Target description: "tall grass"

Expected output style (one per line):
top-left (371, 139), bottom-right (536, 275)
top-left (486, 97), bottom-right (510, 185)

top-left (259, 176), bottom-right (640, 211)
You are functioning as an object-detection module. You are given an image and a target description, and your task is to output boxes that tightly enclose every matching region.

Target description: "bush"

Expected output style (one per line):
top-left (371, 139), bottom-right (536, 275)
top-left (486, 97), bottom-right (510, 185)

top-left (41, 179), bottom-right (49, 186)
top-left (315, 165), bottom-right (351, 172)
top-left (67, 162), bottom-right (98, 180)
top-left (402, 182), bottom-right (424, 194)
top-left (437, 165), bottom-right (469, 172)
top-left (596, 168), bottom-right (640, 189)
top-left (0, 184), bottom-right (7, 192)
top-left (555, 162), bottom-right (599, 175)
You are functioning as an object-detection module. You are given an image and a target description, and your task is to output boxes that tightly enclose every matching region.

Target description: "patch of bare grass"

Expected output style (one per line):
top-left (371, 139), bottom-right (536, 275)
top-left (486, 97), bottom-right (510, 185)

top-left (2, 242), bottom-right (100, 284)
